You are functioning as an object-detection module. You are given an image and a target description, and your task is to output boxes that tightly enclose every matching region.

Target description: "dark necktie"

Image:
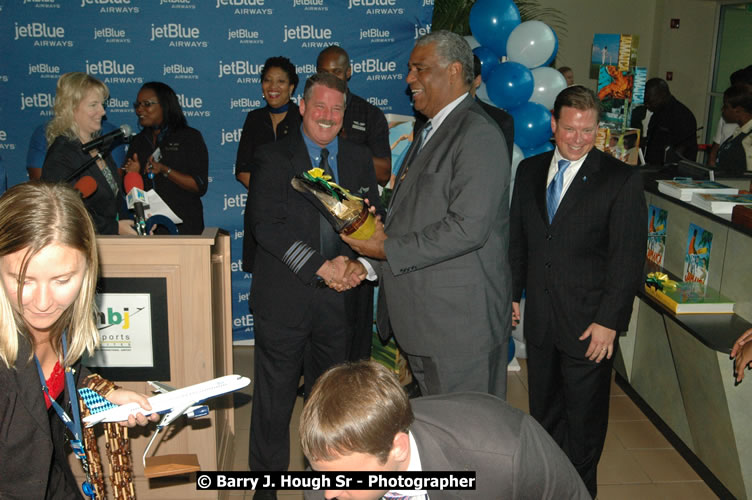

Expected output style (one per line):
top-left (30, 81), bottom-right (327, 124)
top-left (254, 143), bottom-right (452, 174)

top-left (318, 148), bottom-right (340, 259)
top-left (546, 159), bottom-right (571, 223)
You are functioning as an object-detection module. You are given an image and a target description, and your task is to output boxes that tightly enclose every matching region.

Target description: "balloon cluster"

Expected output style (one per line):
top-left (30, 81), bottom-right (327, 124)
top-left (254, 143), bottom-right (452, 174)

top-left (467, 0), bottom-right (567, 170)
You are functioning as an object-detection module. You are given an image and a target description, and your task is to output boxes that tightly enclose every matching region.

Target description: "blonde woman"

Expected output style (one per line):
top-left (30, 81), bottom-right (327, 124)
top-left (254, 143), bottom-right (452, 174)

top-left (41, 72), bottom-right (135, 235)
top-left (0, 182), bottom-right (156, 499)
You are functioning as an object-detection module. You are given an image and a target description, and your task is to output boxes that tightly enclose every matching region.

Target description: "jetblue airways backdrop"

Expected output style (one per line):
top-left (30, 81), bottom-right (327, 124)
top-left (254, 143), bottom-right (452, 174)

top-left (0, 0), bottom-right (434, 342)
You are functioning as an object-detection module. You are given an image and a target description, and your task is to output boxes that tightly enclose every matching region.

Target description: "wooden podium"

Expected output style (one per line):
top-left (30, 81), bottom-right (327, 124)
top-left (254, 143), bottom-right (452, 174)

top-left (71, 228), bottom-right (235, 499)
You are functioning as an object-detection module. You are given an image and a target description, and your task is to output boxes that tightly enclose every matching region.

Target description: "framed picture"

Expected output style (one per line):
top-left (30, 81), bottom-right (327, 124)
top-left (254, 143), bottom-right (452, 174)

top-left (85, 277), bottom-right (170, 381)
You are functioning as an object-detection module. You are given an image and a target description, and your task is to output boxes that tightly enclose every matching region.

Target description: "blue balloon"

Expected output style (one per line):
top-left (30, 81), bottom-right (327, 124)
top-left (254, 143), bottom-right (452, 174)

top-left (486, 62), bottom-right (534, 110)
top-left (509, 101), bottom-right (552, 148)
top-left (542, 30), bottom-right (559, 68)
top-left (469, 0), bottom-right (521, 58)
top-left (473, 46), bottom-right (499, 81)
top-left (522, 141), bottom-right (555, 158)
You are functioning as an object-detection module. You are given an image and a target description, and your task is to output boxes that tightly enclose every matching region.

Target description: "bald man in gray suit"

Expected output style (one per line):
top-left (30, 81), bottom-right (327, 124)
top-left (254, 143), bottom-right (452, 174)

top-left (342, 30), bottom-right (511, 399)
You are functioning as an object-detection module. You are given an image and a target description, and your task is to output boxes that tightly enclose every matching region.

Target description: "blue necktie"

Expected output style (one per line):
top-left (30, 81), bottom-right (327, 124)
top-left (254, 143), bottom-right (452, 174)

top-left (546, 159), bottom-right (571, 223)
top-left (399, 121), bottom-right (433, 183)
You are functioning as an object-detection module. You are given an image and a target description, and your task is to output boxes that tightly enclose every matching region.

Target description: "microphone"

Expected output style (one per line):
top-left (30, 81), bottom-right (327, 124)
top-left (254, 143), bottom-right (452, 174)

top-left (81, 124), bottom-right (132, 153)
top-left (124, 172), bottom-right (148, 235)
top-left (73, 176), bottom-right (97, 199)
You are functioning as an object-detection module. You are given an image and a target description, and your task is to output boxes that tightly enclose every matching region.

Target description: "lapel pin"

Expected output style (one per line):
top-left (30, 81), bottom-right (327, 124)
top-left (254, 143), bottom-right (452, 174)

top-left (583, 176), bottom-right (588, 182)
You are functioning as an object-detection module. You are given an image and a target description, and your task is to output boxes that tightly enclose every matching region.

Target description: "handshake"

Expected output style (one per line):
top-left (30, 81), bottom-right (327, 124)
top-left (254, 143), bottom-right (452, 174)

top-left (316, 255), bottom-right (368, 292)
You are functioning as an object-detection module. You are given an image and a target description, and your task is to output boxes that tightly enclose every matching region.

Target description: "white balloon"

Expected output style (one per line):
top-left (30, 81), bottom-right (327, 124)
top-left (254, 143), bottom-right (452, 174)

top-left (476, 81), bottom-right (493, 105)
top-left (464, 35), bottom-right (480, 50)
top-left (529, 67), bottom-right (568, 110)
top-left (506, 21), bottom-right (557, 69)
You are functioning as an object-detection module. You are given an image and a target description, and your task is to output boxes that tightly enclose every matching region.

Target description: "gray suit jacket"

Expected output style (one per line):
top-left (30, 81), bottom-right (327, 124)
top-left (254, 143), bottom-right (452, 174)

top-left (377, 95), bottom-right (511, 357)
top-left (304, 393), bottom-right (590, 500)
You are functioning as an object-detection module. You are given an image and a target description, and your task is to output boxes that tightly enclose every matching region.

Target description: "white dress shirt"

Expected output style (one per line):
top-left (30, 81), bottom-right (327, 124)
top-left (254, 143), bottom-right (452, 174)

top-left (547, 148), bottom-right (590, 205)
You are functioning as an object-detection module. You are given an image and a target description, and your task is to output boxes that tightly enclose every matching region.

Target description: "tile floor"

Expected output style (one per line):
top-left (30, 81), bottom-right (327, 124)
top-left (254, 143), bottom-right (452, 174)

top-left (229, 346), bottom-right (719, 499)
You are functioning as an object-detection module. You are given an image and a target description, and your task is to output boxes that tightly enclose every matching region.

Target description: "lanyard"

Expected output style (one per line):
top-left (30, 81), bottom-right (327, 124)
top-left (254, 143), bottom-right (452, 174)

top-left (34, 333), bottom-right (96, 498)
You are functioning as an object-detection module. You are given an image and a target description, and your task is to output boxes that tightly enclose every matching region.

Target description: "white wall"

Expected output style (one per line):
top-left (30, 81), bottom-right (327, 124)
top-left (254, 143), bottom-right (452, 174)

top-left (542, 0), bottom-right (717, 140)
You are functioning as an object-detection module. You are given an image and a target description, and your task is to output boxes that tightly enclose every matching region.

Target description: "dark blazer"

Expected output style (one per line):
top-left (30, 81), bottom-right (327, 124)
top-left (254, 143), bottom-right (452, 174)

top-left (477, 100), bottom-right (514, 163)
top-left (248, 132), bottom-right (383, 326)
top-left (378, 95), bottom-right (511, 358)
top-left (304, 393), bottom-right (590, 500)
top-left (42, 135), bottom-right (125, 235)
top-left (509, 148), bottom-right (647, 357)
top-left (0, 335), bottom-right (86, 499)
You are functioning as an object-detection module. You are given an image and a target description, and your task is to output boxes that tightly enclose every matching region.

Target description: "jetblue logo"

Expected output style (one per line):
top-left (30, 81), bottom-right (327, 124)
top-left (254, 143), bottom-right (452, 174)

top-left (216, 0), bottom-right (272, 15)
top-left (178, 94), bottom-right (211, 117)
top-left (218, 60), bottom-right (263, 78)
top-left (230, 98), bottom-right (262, 110)
top-left (223, 193), bottom-right (247, 212)
top-left (23, 0), bottom-right (61, 8)
top-left (0, 130), bottom-right (16, 152)
top-left (160, 0), bottom-right (196, 8)
top-left (80, 0), bottom-right (139, 13)
top-left (86, 60), bottom-right (142, 85)
top-left (28, 63), bottom-right (61, 78)
top-left (20, 92), bottom-right (55, 110)
top-left (293, 0), bottom-right (327, 11)
top-left (228, 28), bottom-right (262, 44)
top-left (164, 63), bottom-right (198, 80)
top-left (348, 0), bottom-right (403, 14)
top-left (14, 22), bottom-right (66, 39)
top-left (221, 128), bottom-right (243, 145)
top-left (415, 24), bottom-right (431, 39)
top-left (352, 58), bottom-right (402, 81)
top-left (93, 27), bottom-right (130, 43)
top-left (283, 24), bottom-right (332, 43)
top-left (359, 27), bottom-right (394, 43)
top-left (422, 0), bottom-right (433, 4)
top-left (86, 59), bottom-right (134, 75)
top-left (151, 23), bottom-right (200, 40)
top-left (105, 97), bottom-right (131, 114)
top-left (150, 24), bottom-right (207, 47)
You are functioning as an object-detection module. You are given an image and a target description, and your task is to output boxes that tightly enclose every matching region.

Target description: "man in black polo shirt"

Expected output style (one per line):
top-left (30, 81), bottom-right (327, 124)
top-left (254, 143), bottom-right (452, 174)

top-left (643, 78), bottom-right (698, 165)
top-left (317, 45), bottom-right (391, 187)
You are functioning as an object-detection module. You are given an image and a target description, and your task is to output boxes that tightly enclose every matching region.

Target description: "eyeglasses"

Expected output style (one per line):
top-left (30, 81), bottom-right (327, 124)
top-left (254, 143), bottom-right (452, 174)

top-left (133, 100), bottom-right (159, 110)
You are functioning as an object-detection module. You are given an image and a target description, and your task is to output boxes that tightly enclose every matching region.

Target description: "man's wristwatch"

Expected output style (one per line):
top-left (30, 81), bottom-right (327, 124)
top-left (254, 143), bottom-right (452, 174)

top-left (163, 167), bottom-right (171, 178)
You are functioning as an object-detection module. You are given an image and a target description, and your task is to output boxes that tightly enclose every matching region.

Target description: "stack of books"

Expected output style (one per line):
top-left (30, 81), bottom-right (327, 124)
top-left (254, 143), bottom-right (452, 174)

top-left (690, 192), bottom-right (752, 215)
top-left (657, 179), bottom-right (738, 202)
top-left (644, 282), bottom-right (734, 314)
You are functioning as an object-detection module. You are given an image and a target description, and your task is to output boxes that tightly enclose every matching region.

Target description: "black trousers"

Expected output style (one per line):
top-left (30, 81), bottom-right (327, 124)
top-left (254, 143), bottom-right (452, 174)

top-left (527, 337), bottom-right (615, 499)
top-left (249, 289), bottom-right (350, 472)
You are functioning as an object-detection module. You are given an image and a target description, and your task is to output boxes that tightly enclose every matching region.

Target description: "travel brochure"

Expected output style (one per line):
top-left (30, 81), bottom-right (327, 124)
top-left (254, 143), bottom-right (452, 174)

top-left (646, 204), bottom-right (667, 266)
top-left (683, 223), bottom-right (712, 285)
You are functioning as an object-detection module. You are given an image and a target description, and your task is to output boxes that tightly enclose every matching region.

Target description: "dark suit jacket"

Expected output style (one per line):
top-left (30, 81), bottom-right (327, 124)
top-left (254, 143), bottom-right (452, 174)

top-left (248, 132), bottom-right (383, 327)
top-left (509, 148), bottom-right (647, 357)
top-left (0, 335), bottom-right (86, 499)
top-left (304, 392), bottom-right (590, 500)
top-left (42, 135), bottom-right (125, 235)
top-left (378, 95), bottom-right (511, 358)
top-left (477, 100), bottom-right (514, 163)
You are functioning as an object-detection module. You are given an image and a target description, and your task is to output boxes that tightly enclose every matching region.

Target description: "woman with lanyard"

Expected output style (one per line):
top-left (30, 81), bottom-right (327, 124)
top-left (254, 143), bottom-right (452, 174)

top-left (0, 182), bottom-right (158, 499)
top-left (234, 56), bottom-right (301, 272)
top-left (123, 82), bottom-right (209, 235)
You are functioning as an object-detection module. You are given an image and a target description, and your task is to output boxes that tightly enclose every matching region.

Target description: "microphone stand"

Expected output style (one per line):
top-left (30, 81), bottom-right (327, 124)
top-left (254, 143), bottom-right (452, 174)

top-left (64, 138), bottom-right (117, 183)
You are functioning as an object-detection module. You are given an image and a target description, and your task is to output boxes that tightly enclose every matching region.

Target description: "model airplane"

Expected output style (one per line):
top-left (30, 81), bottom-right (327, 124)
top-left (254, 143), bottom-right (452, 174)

top-left (79, 374), bottom-right (251, 428)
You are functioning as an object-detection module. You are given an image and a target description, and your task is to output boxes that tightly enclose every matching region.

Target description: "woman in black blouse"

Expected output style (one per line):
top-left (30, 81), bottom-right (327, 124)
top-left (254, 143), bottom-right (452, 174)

top-left (236, 57), bottom-right (301, 272)
top-left (235, 56), bottom-right (301, 189)
top-left (123, 82), bottom-right (209, 235)
top-left (42, 72), bottom-right (135, 235)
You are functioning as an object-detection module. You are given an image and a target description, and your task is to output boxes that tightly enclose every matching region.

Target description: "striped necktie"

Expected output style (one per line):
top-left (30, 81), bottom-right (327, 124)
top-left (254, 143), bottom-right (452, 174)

top-left (546, 159), bottom-right (571, 223)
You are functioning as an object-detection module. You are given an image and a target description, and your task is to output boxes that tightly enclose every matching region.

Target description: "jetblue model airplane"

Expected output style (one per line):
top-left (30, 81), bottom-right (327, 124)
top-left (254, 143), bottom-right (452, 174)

top-left (79, 374), bottom-right (251, 428)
